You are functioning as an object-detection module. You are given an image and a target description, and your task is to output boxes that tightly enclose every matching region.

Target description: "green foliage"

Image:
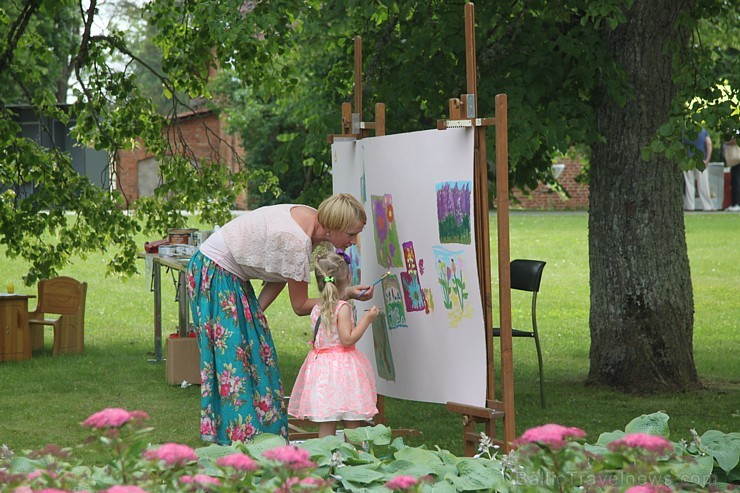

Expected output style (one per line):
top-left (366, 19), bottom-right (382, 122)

top-left (1, 0), bottom-right (738, 284)
top-left (3, 408), bottom-right (738, 492)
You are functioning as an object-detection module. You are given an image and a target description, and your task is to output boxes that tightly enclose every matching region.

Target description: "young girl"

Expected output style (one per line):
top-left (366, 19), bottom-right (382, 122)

top-left (288, 252), bottom-right (380, 437)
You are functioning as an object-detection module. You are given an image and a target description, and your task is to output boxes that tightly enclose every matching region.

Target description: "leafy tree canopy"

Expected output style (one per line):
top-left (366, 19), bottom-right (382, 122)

top-left (0, 0), bottom-right (737, 288)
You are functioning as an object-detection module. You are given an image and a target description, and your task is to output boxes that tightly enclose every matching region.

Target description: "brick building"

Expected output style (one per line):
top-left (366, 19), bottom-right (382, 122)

top-left (116, 107), bottom-right (248, 209)
top-left (510, 158), bottom-right (589, 210)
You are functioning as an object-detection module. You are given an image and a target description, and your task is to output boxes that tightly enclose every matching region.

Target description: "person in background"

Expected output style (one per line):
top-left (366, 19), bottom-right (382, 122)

top-left (683, 127), bottom-right (715, 211)
top-left (722, 132), bottom-right (740, 211)
top-left (288, 252), bottom-right (379, 438)
top-left (186, 193), bottom-right (373, 445)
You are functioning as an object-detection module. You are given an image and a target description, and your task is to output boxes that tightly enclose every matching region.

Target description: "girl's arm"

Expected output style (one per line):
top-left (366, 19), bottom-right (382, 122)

top-left (337, 304), bottom-right (379, 346)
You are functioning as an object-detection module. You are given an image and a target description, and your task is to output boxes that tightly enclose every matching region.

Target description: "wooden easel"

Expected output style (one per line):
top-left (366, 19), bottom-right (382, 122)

top-left (316, 4), bottom-right (515, 453)
top-left (441, 3), bottom-right (515, 455)
top-left (289, 36), bottom-right (416, 442)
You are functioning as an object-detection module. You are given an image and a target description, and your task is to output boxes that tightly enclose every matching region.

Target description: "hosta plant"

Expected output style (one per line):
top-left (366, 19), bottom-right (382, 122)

top-left (0, 409), bottom-right (737, 492)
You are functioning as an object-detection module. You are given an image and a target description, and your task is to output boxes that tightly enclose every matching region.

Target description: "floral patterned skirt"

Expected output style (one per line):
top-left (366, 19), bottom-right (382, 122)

top-left (186, 251), bottom-right (288, 444)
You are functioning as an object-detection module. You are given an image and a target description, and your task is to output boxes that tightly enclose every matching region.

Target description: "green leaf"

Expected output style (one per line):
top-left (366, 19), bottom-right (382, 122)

top-left (420, 480), bottom-right (459, 493)
top-left (700, 430), bottom-right (740, 474)
top-left (335, 464), bottom-right (385, 484)
top-left (345, 425), bottom-right (392, 446)
top-left (446, 458), bottom-right (507, 491)
top-left (242, 433), bottom-right (289, 458)
top-left (195, 443), bottom-right (239, 460)
top-left (670, 454), bottom-right (714, 487)
top-left (624, 412), bottom-right (670, 438)
top-left (394, 446), bottom-right (443, 466)
top-left (595, 430), bottom-right (626, 446)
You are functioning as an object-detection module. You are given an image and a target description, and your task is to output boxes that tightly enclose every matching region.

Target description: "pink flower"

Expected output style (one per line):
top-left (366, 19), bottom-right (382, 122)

top-left (625, 485), bottom-right (672, 493)
top-left (82, 408), bottom-right (148, 429)
top-left (37, 490), bottom-right (73, 493)
top-left (263, 445), bottom-right (315, 470)
top-left (180, 474), bottom-right (221, 486)
top-left (216, 453), bottom-right (259, 471)
top-left (608, 433), bottom-right (673, 454)
top-left (300, 477), bottom-right (328, 487)
top-left (514, 424), bottom-right (587, 449)
top-left (104, 487), bottom-right (149, 493)
top-left (274, 476), bottom-right (300, 493)
top-left (385, 475), bottom-right (419, 490)
top-left (143, 443), bottom-right (198, 465)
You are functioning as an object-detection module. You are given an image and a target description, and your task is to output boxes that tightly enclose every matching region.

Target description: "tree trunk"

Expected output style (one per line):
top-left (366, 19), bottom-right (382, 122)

top-left (588, 0), bottom-right (701, 392)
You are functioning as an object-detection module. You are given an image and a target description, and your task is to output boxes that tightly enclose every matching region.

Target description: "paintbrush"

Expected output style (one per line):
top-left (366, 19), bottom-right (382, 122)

top-left (358, 271), bottom-right (391, 297)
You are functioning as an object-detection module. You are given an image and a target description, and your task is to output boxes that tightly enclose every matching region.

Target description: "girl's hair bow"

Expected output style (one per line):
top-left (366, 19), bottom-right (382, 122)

top-left (335, 248), bottom-right (351, 265)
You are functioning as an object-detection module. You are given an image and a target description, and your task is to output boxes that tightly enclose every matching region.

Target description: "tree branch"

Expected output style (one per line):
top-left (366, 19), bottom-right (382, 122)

top-left (0, 0), bottom-right (43, 77)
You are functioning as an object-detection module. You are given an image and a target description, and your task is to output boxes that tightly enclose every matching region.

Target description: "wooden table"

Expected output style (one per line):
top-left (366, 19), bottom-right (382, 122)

top-left (0, 294), bottom-right (35, 361)
top-left (138, 253), bottom-right (191, 362)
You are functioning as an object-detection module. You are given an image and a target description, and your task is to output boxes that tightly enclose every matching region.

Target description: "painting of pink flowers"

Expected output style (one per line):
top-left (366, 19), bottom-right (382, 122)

top-left (371, 194), bottom-right (403, 268)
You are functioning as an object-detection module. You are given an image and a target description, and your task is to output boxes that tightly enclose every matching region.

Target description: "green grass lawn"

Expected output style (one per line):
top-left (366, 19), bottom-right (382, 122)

top-left (0, 211), bottom-right (738, 460)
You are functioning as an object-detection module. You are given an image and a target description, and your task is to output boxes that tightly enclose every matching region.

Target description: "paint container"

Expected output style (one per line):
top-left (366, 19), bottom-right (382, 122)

top-left (159, 245), bottom-right (180, 257)
top-left (192, 230), bottom-right (213, 247)
top-left (168, 228), bottom-right (198, 245)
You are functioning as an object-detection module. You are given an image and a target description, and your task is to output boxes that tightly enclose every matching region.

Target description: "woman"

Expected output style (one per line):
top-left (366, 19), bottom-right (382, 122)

top-left (186, 193), bottom-right (373, 444)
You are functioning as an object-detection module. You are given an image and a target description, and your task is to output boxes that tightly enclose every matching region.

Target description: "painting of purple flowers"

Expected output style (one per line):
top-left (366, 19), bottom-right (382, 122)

top-left (436, 181), bottom-right (472, 244)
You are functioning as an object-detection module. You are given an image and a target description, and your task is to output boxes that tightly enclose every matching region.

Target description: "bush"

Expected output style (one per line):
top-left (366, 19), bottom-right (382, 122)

top-left (1, 409), bottom-right (737, 492)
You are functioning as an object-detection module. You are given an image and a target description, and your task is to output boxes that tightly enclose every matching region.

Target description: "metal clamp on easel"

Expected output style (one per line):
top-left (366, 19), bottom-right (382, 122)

top-left (437, 94), bottom-right (495, 130)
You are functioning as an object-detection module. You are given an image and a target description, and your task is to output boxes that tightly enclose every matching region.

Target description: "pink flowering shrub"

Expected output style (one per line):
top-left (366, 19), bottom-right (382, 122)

top-left (513, 423), bottom-right (587, 449)
top-left (607, 433), bottom-right (673, 455)
top-left (216, 452), bottom-right (259, 471)
top-left (143, 443), bottom-right (199, 465)
top-left (262, 444), bottom-right (316, 471)
top-left (83, 408), bottom-right (149, 429)
top-left (385, 474), bottom-right (419, 490)
top-left (0, 409), bottom-right (736, 492)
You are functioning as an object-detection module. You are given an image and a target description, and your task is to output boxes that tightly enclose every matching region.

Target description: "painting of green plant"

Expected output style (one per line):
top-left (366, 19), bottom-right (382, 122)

top-left (436, 181), bottom-right (471, 244)
top-left (381, 274), bottom-right (407, 330)
top-left (371, 194), bottom-right (403, 268)
top-left (432, 245), bottom-right (471, 327)
top-left (371, 314), bottom-right (396, 381)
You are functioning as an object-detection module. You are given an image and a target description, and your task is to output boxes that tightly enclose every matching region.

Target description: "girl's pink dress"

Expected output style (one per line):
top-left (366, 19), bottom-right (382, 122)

top-left (288, 301), bottom-right (378, 422)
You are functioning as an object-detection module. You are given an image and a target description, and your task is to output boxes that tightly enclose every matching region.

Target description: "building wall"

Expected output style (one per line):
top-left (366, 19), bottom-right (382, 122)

top-left (510, 158), bottom-right (589, 210)
top-left (116, 109), bottom-right (248, 209)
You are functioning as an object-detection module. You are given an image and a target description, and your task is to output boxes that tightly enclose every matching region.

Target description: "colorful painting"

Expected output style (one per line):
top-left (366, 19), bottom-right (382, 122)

top-left (371, 314), bottom-right (396, 381)
top-left (371, 194), bottom-right (403, 268)
top-left (345, 243), bottom-right (361, 286)
top-left (433, 245), bottom-right (472, 327)
top-left (399, 241), bottom-right (427, 313)
top-left (332, 127), bottom-right (487, 408)
top-left (381, 274), bottom-right (407, 330)
top-left (436, 181), bottom-right (472, 244)
top-left (423, 288), bottom-right (434, 314)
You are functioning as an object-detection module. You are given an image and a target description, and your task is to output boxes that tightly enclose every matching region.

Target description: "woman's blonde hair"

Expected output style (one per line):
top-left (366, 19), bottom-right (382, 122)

top-left (314, 252), bottom-right (351, 334)
top-left (317, 193), bottom-right (366, 233)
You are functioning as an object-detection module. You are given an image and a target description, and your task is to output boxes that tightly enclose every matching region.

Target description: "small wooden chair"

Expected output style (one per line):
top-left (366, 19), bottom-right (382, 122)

top-left (28, 276), bottom-right (87, 355)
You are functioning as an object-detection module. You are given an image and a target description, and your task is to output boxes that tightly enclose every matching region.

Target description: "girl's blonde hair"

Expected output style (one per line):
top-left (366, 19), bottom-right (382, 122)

top-left (314, 252), bottom-right (351, 333)
top-left (317, 193), bottom-right (366, 233)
